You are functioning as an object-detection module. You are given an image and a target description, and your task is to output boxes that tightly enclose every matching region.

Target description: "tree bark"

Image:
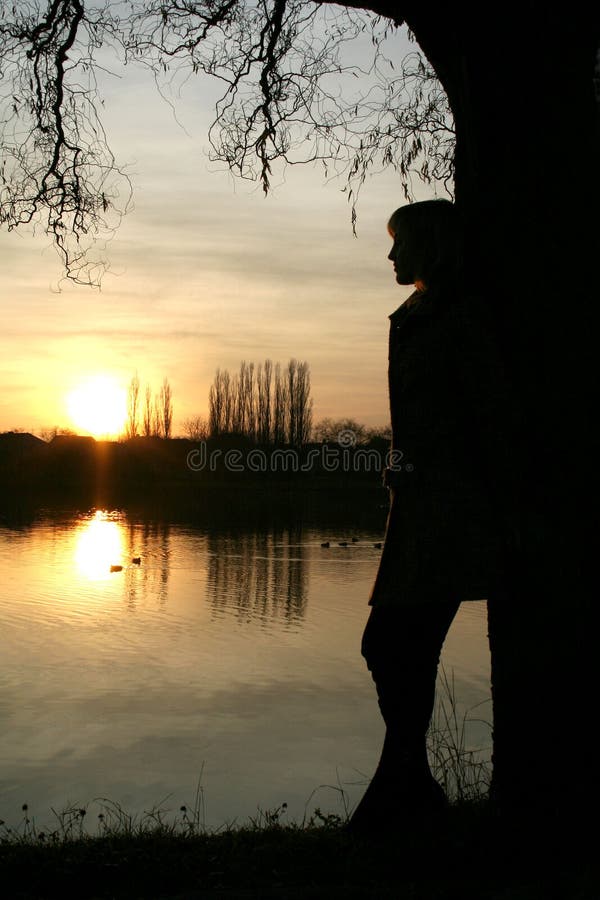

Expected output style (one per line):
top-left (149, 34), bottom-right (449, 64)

top-left (430, 8), bottom-right (598, 826)
top-left (349, 0), bottom-right (600, 826)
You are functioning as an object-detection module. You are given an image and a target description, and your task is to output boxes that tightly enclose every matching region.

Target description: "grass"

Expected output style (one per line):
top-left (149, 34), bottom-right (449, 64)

top-left (1, 798), bottom-right (595, 900)
top-left (428, 666), bottom-right (492, 804)
top-left (0, 679), bottom-right (595, 899)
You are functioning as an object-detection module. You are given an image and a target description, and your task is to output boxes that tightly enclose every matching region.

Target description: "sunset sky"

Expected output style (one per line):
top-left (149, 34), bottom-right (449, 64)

top-left (0, 22), bottom-right (443, 438)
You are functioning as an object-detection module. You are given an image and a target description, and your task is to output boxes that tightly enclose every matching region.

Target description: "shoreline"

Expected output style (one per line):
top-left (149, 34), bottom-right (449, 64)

top-left (1, 801), bottom-right (595, 899)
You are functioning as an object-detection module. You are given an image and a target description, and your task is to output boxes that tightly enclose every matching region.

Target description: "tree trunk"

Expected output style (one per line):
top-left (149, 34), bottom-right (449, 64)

top-left (364, 1), bottom-right (599, 827)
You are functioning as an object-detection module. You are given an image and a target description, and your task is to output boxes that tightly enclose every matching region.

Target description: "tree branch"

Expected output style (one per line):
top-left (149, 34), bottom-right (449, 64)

top-left (0, 0), bottom-right (131, 284)
top-left (1, 1), bottom-right (451, 281)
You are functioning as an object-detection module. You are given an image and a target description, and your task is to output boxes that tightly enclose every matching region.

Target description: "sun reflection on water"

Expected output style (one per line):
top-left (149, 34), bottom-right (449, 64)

top-left (75, 511), bottom-right (125, 581)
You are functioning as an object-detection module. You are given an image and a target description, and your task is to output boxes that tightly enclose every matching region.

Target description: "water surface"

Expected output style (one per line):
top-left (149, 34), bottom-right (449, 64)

top-left (0, 509), bottom-right (492, 829)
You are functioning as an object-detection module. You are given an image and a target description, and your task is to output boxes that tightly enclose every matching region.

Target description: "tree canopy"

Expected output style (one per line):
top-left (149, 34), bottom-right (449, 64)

top-left (0, 0), bottom-right (453, 282)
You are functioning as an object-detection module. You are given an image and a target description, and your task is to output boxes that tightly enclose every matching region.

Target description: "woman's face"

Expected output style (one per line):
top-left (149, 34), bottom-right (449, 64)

top-left (387, 216), bottom-right (417, 285)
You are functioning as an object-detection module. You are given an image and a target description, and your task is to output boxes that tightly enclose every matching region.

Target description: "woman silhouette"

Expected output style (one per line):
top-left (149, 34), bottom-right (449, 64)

top-left (350, 199), bottom-right (512, 832)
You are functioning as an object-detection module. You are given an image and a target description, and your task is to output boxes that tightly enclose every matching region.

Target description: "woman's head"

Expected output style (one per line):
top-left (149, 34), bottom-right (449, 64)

top-left (387, 199), bottom-right (459, 291)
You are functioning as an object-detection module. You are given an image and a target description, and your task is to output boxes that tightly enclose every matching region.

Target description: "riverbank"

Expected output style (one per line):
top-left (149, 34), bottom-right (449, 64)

top-left (1, 802), bottom-right (595, 899)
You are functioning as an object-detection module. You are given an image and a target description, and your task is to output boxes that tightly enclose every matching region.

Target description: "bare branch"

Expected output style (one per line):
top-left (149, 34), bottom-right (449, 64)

top-left (0, 1), bottom-right (453, 280)
top-left (0, 0), bottom-right (131, 284)
top-left (118, 1), bottom-right (454, 211)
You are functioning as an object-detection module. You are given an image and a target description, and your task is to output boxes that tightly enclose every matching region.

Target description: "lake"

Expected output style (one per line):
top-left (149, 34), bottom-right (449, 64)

top-left (0, 507), bottom-right (492, 831)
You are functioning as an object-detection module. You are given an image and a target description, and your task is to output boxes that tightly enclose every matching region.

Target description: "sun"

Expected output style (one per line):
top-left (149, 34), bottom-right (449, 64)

top-left (67, 375), bottom-right (127, 438)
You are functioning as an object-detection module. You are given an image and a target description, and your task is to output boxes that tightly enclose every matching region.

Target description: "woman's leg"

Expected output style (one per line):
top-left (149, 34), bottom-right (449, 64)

top-left (349, 598), bottom-right (461, 831)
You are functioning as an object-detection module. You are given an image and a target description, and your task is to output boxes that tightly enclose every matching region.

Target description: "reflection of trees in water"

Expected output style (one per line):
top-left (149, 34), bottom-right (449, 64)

top-left (207, 526), bottom-right (308, 625)
top-left (122, 520), bottom-right (171, 610)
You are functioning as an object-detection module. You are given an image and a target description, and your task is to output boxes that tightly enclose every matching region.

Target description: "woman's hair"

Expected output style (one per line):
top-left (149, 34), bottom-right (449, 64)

top-left (388, 199), bottom-right (460, 286)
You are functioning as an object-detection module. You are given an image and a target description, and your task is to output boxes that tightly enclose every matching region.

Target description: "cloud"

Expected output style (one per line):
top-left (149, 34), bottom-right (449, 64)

top-left (0, 36), bottom-right (435, 433)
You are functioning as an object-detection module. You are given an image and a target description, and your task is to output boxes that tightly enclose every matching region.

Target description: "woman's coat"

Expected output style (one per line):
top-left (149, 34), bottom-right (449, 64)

top-left (369, 286), bottom-right (516, 608)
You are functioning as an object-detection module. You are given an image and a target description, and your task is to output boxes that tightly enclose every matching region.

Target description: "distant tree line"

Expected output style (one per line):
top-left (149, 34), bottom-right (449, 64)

top-left (121, 363), bottom-right (391, 450)
top-left (312, 418), bottom-right (391, 446)
top-left (181, 415), bottom-right (209, 442)
top-left (126, 374), bottom-right (174, 440)
top-left (208, 359), bottom-right (313, 448)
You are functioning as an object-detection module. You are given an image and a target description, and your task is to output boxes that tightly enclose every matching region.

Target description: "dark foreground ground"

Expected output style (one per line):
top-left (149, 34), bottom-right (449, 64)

top-left (1, 804), bottom-right (596, 900)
